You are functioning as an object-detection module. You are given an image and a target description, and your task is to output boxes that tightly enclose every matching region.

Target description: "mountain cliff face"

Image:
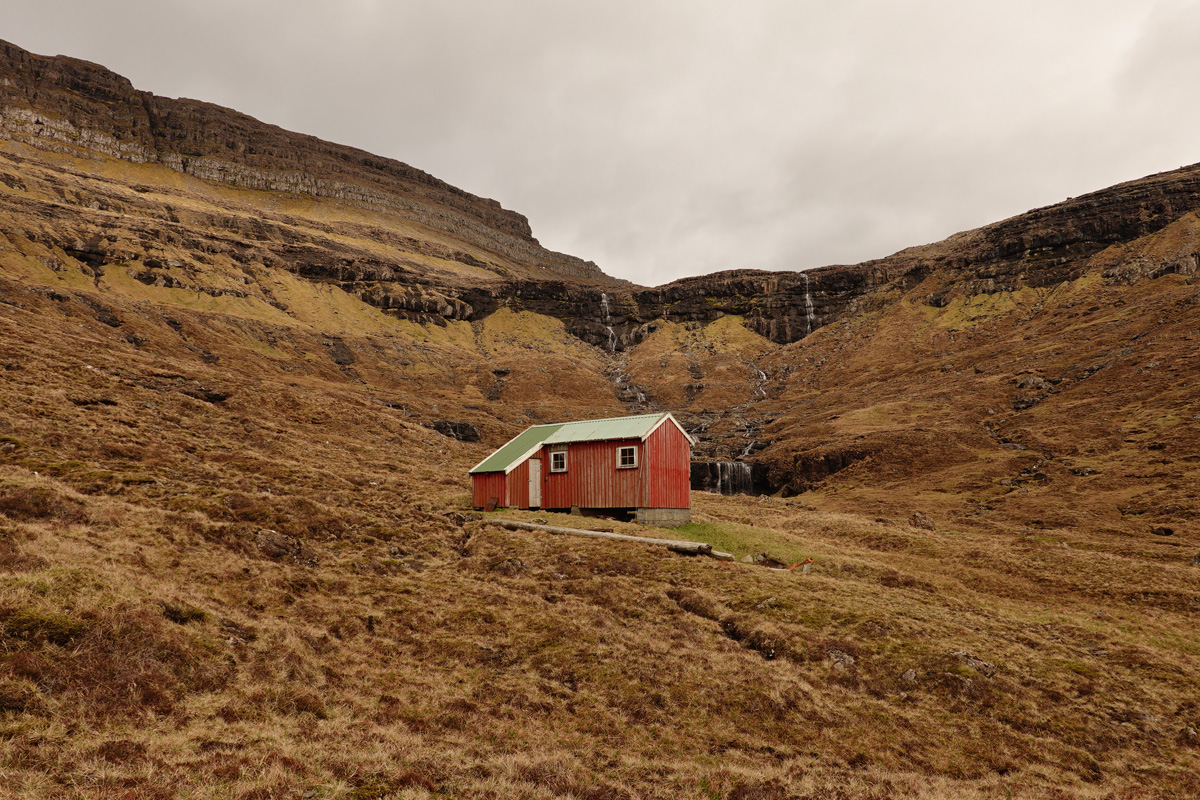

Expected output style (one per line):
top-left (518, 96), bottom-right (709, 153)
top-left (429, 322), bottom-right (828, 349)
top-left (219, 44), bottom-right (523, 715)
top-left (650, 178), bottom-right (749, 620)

top-left (0, 39), bottom-right (608, 285)
top-left (4, 32), bottom-right (1198, 347)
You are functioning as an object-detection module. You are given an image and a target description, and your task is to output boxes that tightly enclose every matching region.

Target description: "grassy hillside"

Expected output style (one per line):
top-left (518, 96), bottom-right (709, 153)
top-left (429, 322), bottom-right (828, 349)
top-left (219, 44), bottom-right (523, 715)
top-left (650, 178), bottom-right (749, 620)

top-left (2, 81), bottom-right (1200, 797)
top-left (3, 243), bottom-right (1200, 798)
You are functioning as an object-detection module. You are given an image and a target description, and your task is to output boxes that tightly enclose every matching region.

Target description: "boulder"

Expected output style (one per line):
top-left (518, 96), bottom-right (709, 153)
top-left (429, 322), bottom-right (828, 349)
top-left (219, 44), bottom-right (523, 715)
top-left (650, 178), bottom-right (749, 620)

top-left (949, 650), bottom-right (996, 677)
top-left (489, 558), bottom-right (526, 577)
top-left (827, 649), bottom-right (856, 672)
top-left (427, 421), bottom-right (480, 442)
top-left (253, 529), bottom-right (318, 565)
top-left (909, 512), bottom-right (936, 531)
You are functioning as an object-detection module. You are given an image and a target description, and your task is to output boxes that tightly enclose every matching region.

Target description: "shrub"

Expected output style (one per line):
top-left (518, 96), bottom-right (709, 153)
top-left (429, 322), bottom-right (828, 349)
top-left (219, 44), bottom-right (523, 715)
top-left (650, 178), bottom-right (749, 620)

top-left (0, 539), bottom-right (48, 572)
top-left (0, 486), bottom-right (88, 523)
top-left (1, 607), bottom-right (88, 645)
top-left (162, 601), bottom-right (207, 625)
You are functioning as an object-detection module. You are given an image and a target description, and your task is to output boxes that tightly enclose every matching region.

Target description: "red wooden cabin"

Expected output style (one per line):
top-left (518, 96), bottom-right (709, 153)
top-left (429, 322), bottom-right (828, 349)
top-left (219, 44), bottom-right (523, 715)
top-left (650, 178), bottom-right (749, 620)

top-left (469, 413), bottom-right (694, 526)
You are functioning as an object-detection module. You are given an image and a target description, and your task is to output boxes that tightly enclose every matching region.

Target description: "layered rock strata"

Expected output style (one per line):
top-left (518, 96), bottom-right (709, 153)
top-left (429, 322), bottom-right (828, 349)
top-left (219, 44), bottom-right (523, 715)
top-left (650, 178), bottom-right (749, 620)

top-left (0, 39), bottom-right (605, 282)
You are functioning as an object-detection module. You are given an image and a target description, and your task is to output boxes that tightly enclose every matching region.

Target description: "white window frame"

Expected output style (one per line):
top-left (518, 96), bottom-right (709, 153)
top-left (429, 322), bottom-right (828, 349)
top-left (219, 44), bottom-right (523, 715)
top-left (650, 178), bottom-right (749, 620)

top-left (549, 448), bottom-right (568, 473)
top-left (616, 446), bottom-right (638, 469)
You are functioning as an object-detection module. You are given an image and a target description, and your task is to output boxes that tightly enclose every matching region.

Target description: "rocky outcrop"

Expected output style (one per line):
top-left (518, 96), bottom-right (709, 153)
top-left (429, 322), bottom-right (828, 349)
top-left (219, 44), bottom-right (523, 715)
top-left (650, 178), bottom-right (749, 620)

top-left (7, 37), bottom-right (1200, 351)
top-left (0, 39), bottom-right (607, 282)
top-left (343, 157), bottom-right (1200, 343)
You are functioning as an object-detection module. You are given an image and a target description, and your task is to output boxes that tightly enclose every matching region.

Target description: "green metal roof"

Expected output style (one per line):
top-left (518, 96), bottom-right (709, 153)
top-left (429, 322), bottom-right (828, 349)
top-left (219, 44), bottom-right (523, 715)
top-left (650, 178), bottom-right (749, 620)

top-left (469, 423), bottom-right (564, 475)
top-left (469, 413), bottom-right (693, 475)
top-left (542, 413), bottom-right (669, 445)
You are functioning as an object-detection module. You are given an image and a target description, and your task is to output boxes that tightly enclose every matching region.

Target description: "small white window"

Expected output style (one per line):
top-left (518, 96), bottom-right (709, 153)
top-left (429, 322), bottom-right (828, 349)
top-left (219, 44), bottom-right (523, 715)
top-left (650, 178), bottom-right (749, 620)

top-left (550, 449), bottom-right (567, 472)
top-left (617, 446), bottom-right (638, 469)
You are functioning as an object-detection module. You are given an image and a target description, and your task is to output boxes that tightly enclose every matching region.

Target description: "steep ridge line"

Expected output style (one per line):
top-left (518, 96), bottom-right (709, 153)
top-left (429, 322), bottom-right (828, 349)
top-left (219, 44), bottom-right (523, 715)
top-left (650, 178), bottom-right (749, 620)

top-left (4, 38), bottom-right (1200, 350)
top-left (0, 38), bottom-right (605, 283)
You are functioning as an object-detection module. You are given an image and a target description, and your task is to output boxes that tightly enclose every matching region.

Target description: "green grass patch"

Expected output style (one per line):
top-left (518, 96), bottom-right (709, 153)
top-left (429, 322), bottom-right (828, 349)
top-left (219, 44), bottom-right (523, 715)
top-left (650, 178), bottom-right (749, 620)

top-left (673, 521), bottom-right (812, 563)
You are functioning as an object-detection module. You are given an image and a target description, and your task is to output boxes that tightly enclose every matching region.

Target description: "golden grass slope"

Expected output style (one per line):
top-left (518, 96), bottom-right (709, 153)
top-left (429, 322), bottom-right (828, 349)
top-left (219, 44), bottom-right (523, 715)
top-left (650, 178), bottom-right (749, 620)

top-left (2, 239), bottom-right (1200, 798)
top-left (2, 118), bottom-right (1200, 798)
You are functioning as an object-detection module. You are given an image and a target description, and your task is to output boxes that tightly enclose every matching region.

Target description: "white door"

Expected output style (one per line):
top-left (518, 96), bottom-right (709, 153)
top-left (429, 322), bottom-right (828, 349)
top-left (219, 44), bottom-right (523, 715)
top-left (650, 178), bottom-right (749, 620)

top-left (528, 458), bottom-right (542, 508)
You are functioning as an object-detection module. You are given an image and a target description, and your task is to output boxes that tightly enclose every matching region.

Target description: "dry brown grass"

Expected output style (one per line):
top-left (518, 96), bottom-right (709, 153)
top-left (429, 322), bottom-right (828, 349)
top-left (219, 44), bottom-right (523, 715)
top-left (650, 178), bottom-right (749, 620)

top-left (1, 318), bottom-right (1197, 800)
top-left (1, 143), bottom-right (1199, 797)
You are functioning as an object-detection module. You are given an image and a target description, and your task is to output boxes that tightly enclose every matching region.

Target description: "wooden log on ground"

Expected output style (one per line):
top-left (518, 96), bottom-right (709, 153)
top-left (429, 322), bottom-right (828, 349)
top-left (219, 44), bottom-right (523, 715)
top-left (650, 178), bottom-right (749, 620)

top-left (492, 519), bottom-right (734, 560)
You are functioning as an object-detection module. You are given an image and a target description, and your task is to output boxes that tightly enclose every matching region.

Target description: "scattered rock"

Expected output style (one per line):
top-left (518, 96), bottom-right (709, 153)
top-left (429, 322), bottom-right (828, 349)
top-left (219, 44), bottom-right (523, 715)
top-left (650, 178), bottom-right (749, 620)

top-left (1016, 375), bottom-right (1048, 390)
top-left (182, 385), bottom-right (230, 403)
top-left (1191, 553), bottom-right (1200, 567)
top-left (909, 512), bottom-right (936, 531)
top-left (427, 420), bottom-right (481, 442)
top-left (254, 530), bottom-right (294, 558)
top-left (253, 530), bottom-right (318, 565)
top-left (1151, 526), bottom-right (1174, 537)
top-left (741, 552), bottom-right (789, 569)
top-left (827, 649), bottom-right (856, 672)
top-left (442, 510), bottom-right (482, 526)
top-left (900, 668), bottom-right (918, 685)
top-left (324, 338), bottom-right (356, 366)
top-left (949, 651), bottom-right (996, 677)
top-left (755, 596), bottom-right (778, 610)
top-left (489, 558), bottom-right (526, 577)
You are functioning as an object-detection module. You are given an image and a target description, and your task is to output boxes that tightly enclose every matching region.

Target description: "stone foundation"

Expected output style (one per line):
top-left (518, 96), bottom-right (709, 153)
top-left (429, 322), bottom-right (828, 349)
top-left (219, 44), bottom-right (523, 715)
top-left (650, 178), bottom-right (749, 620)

top-left (635, 507), bottom-right (691, 527)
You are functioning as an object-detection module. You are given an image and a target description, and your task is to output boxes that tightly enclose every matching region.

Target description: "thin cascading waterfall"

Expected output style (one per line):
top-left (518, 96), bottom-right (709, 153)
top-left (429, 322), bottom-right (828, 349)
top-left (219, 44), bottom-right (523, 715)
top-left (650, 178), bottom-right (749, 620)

top-left (723, 461), bottom-right (753, 495)
top-left (802, 272), bottom-right (816, 335)
top-left (754, 367), bottom-right (767, 398)
top-left (691, 460), bottom-right (757, 495)
top-left (600, 292), bottom-right (616, 351)
top-left (716, 461), bottom-right (753, 495)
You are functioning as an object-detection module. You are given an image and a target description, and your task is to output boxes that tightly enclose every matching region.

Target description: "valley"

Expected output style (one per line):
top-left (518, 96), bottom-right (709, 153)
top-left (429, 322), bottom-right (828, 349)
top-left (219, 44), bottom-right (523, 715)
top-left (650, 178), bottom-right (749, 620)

top-left (1, 39), bottom-right (1199, 799)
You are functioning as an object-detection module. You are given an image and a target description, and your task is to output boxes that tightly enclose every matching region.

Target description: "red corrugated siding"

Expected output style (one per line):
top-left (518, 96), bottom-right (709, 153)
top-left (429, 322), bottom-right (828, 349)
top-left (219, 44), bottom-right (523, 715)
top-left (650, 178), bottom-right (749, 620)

top-left (645, 421), bottom-right (691, 509)
top-left (510, 460), bottom-right (532, 509)
top-left (472, 472), bottom-right (508, 508)
top-left (543, 439), bottom-right (644, 509)
top-left (474, 420), bottom-right (691, 511)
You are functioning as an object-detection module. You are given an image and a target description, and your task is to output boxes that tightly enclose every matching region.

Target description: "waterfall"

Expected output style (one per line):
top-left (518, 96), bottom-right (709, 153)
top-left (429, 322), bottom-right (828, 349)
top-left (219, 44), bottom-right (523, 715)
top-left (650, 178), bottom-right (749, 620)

top-left (600, 292), bottom-right (616, 351)
top-left (802, 273), bottom-right (815, 335)
top-left (691, 461), bottom-right (755, 495)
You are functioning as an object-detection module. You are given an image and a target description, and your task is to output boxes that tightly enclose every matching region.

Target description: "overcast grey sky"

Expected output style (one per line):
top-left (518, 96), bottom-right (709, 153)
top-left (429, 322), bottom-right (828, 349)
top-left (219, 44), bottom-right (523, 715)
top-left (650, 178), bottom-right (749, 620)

top-left (6, 1), bottom-right (1200, 285)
